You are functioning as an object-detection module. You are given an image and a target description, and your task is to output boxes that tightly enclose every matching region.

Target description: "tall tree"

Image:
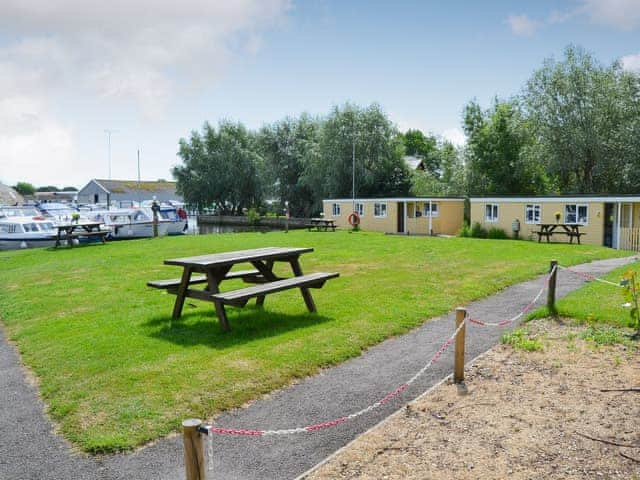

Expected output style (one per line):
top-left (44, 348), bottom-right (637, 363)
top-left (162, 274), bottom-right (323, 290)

top-left (523, 45), bottom-right (640, 193)
top-left (258, 114), bottom-right (321, 217)
top-left (313, 103), bottom-right (411, 201)
top-left (12, 182), bottom-right (36, 196)
top-left (400, 129), bottom-right (440, 174)
top-left (463, 99), bottom-right (546, 195)
top-left (173, 121), bottom-right (262, 213)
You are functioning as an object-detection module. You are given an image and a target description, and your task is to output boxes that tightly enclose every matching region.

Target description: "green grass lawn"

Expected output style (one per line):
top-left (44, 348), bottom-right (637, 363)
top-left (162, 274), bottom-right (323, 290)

top-left (531, 262), bottom-right (640, 328)
top-left (0, 231), bottom-right (629, 452)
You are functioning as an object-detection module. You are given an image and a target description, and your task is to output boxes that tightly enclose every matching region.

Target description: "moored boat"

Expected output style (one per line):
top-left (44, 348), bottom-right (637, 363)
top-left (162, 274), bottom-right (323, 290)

top-left (0, 207), bottom-right (57, 250)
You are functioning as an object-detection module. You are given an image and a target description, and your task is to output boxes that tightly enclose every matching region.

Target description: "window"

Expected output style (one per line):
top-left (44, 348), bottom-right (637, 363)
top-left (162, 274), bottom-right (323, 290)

top-left (485, 204), bottom-right (499, 222)
top-left (564, 204), bottom-right (588, 224)
top-left (332, 203), bottom-right (341, 216)
top-left (525, 204), bottom-right (541, 224)
top-left (355, 202), bottom-right (364, 216)
top-left (423, 203), bottom-right (439, 217)
top-left (374, 202), bottom-right (387, 218)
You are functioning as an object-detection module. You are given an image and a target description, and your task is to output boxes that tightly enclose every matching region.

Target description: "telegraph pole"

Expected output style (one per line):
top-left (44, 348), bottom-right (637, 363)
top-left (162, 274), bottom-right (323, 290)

top-left (104, 129), bottom-right (118, 180)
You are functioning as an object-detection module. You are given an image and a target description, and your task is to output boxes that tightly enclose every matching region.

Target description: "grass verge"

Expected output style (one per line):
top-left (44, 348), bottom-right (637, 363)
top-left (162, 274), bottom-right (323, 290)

top-left (0, 230), bottom-right (628, 452)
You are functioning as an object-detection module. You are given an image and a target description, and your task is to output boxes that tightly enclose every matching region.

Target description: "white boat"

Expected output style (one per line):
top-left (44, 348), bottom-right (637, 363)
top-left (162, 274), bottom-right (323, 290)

top-left (37, 202), bottom-right (84, 225)
top-left (140, 203), bottom-right (188, 235)
top-left (0, 207), bottom-right (57, 250)
top-left (87, 208), bottom-right (169, 239)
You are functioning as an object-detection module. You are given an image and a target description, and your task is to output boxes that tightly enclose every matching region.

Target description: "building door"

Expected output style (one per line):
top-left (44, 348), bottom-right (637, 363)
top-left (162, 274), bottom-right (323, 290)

top-left (604, 203), bottom-right (614, 247)
top-left (397, 202), bottom-right (405, 233)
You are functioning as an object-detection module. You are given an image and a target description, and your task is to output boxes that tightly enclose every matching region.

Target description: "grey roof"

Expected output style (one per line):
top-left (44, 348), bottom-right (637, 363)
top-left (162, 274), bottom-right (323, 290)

top-left (82, 179), bottom-right (180, 198)
top-left (403, 155), bottom-right (425, 171)
top-left (0, 183), bottom-right (24, 205)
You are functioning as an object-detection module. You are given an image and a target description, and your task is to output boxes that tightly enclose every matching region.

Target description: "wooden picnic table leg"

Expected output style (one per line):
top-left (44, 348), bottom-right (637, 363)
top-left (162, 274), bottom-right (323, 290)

top-left (172, 266), bottom-right (193, 320)
top-left (255, 260), bottom-right (274, 307)
top-left (205, 267), bottom-right (231, 331)
top-left (289, 256), bottom-right (317, 313)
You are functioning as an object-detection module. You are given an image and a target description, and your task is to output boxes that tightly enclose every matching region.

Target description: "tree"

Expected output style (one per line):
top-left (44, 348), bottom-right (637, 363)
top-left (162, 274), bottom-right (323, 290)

top-left (62, 186), bottom-right (78, 191)
top-left (172, 121), bottom-right (263, 214)
top-left (523, 45), bottom-right (640, 193)
top-left (410, 140), bottom-right (466, 197)
top-left (36, 185), bottom-right (60, 192)
top-left (400, 129), bottom-right (440, 174)
top-left (13, 182), bottom-right (36, 196)
top-left (258, 114), bottom-right (321, 217)
top-left (463, 99), bottom-right (546, 195)
top-left (313, 103), bottom-right (411, 201)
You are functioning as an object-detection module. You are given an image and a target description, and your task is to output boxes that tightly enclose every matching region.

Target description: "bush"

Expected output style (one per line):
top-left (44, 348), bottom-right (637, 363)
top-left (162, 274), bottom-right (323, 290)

top-left (470, 222), bottom-right (488, 238)
top-left (246, 208), bottom-right (260, 225)
top-left (487, 227), bottom-right (508, 239)
top-left (458, 223), bottom-right (471, 237)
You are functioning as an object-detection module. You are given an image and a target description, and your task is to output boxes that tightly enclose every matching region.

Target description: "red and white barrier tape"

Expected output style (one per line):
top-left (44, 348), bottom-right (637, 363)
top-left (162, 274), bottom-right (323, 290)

top-left (203, 319), bottom-right (465, 440)
top-left (557, 265), bottom-right (622, 287)
top-left (469, 264), bottom-right (556, 327)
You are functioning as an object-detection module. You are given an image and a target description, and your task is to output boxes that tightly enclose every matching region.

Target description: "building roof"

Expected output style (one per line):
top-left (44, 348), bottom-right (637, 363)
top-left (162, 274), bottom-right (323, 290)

top-left (0, 183), bottom-right (24, 205)
top-left (403, 155), bottom-right (425, 171)
top-left (323, 197), bottom-right (465, 203)
top-left (470, 194), bottom-right (640, 203)
top-left (79, 179), bottom-right (179, 197)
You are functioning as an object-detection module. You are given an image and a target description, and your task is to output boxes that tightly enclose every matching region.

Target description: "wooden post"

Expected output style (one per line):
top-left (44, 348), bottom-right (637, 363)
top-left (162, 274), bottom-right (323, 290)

top-left (547, 259), bottom-right (558, 315)
top-left (454, 307), bottom-right (466, 384)
top-left (183, 418), bottom-right (205, 480)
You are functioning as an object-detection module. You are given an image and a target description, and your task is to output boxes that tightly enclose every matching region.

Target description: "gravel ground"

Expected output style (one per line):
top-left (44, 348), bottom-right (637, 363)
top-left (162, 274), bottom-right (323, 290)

top-left (0, 255), bottom-right (636, 480)
top-left (304, 319), bottom-right (640, 479)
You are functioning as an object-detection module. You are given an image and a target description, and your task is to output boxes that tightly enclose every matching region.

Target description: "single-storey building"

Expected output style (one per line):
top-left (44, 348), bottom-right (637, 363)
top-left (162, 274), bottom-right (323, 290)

top-left (77, 179), bottom-right (182, 206)
top-left (322, 197), bottom-right (465, 235)
top-left (470, 195), bottom-right (640, 250)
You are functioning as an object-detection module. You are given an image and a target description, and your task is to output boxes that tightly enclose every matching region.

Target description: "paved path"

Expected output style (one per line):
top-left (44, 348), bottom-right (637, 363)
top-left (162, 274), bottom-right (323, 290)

top-left (0, 256), bottom-right (636, 480)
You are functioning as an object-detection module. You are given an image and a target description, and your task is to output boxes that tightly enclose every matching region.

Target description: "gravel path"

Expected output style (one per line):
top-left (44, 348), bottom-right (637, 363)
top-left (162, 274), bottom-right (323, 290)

top-left (0, 256), bottom-right (636, 480)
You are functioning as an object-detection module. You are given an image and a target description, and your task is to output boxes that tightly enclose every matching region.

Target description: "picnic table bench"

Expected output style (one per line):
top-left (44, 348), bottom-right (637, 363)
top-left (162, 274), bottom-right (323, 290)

top-left (54, 222), bottom-right (110, 248)
top-left (147, 247), bottom-right (339, 331)
top-left (307, 218), bottom-right (336, 232)
top-left (533, 224), bottom-right (585, 244)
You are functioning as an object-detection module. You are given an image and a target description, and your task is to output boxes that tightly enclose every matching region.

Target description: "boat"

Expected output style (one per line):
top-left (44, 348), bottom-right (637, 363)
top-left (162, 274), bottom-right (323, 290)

top-left (0, 206), bottom-right (57, 250)
top-left (140, 202), bottom-right (188, 235)
top-left (87, 208), bottom-right (169, 239)
top-left (37, 202), bottom-right (83, 224)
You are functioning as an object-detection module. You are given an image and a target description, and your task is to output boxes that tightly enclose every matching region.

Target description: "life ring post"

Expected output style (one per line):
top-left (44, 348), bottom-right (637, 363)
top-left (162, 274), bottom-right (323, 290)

top-left (348, 212), bottom-right (361, 229)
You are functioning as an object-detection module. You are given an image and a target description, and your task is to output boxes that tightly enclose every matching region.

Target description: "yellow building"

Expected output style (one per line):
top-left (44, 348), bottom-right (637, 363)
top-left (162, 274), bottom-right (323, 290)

top-left (470, 196), bottom-right (640, 250)
top-left (322, 197), bottom-right (465, 235)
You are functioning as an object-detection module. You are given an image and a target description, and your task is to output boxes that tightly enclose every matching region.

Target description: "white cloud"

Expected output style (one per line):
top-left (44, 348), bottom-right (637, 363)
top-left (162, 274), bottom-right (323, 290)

top-left (621, 53), bottom-right (640, 72)
top-left (0, 1), bottom-right (290, 116)
top-left (506, 14), bottom-right (539, 36)
top-left (580, 0), bottom-right (640, 31)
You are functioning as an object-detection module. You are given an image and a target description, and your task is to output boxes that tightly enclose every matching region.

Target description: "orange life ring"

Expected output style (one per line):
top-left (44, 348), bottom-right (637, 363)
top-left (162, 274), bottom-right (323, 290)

top-left (348, 212), bottom-right (360, 226)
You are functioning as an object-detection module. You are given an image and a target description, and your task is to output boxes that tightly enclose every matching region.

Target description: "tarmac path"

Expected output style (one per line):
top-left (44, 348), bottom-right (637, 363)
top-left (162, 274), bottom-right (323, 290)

top-left (0, 256), bottom-right (635, 480)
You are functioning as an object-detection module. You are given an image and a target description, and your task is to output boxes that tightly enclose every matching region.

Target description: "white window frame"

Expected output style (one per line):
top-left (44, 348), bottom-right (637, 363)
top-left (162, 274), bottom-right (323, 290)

top-left (332, 203), bottom-right (341, 216)
top-left (564, 204), bottom-right (588, 225)
top-left (423, 203), bottom-right (439, 217)
top-left (485, 204), bottom-right (499, 223)
top-left (525, 204), bottom-right (541, 224)
top-left (355, 202), bottom-right (364, 217)
top-left (374, 202), bottom-right (387, 218)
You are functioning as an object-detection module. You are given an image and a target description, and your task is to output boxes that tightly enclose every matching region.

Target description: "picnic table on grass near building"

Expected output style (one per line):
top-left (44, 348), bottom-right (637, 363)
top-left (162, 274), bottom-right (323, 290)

top-left (54, 222), bottom-right (110, 248)
top-left (534, 223), bottom-right (585, 244)
top-left (147, 247), bottom-right (339, 331)
top-left (307, 218), bottom-right (336, 232)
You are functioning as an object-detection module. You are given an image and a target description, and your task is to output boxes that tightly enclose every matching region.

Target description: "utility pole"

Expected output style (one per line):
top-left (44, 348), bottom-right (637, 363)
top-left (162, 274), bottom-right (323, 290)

top-left (104, 129), bottom-right (118, 180)
top-left (352, 136), bottom-right (356, 214)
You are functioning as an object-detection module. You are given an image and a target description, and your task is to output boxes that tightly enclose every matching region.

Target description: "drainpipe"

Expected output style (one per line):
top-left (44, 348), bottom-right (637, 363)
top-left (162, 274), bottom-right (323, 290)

top-left (428, 200), bottom-right (433, 236)
top-left (616, 202), bottom-right (622, 249)
top-left (404, 202), bottom-right (408, 235)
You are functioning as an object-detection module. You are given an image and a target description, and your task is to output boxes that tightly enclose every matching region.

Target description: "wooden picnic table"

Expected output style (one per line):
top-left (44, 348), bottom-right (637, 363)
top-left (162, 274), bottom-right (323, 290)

top-left (54, 222), bottom-right (110, 248)
top-left (307, 218), bottom-right (336, 232)
top-left (148, 247), bottom-right (339, 331)
top-left (534, 223), bottom-right (585, 244)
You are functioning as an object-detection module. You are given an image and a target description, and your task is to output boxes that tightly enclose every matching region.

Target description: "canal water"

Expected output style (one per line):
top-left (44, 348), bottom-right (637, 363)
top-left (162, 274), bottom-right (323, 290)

top-left (186, 217), bottom-right (282, 235)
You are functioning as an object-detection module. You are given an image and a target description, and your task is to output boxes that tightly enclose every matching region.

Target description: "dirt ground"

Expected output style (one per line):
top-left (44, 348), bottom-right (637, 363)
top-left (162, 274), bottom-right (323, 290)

top-left (304, 319), bottom-right (640, 480)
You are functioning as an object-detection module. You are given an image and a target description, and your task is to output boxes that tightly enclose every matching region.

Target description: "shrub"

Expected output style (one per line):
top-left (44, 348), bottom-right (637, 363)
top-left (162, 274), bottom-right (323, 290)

top-left (501, 329), bottom-right (543, 352)
top-left (246, 208), bottom-right (260, 225)
top-left (458, 223), bottom-right (472, 237)
top-left (487, 227), bottom-right (508, 239)
top-left (470, 222), bottom-right (488, 238)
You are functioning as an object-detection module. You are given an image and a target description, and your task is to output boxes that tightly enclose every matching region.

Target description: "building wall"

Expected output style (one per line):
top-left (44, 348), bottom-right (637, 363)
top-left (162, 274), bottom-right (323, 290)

top-left (470, 200), bottom-right (606, 246)
top-left (77, 182), bottom-right (107, 204)
top-left (323, 199), bottom-right (464, 235)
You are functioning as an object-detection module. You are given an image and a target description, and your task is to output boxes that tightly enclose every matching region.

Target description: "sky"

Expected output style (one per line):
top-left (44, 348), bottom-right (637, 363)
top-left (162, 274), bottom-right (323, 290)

top-left (1, 0), bottom-right (639, 189)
